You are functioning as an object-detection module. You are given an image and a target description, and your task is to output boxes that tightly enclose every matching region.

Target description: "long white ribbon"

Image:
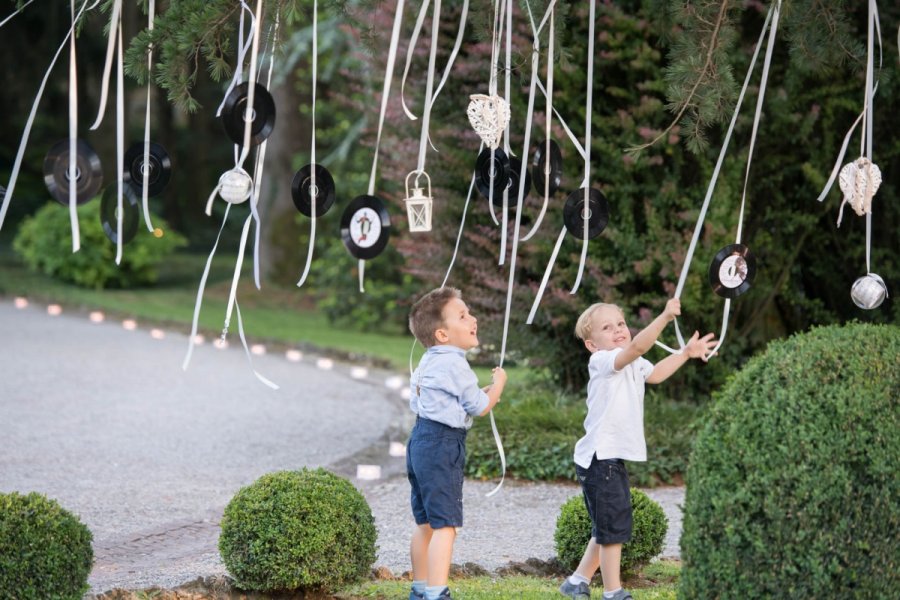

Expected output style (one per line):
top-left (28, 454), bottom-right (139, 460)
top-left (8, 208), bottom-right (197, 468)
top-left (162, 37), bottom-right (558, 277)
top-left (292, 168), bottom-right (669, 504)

top-left (68, 0), bottom-right (80, 253)
top-left (525, 225), bottom-right (566, 324)
top-left (569, 0), bottom-right (597, 296)
top-left (297, 2), bottom-right (318, 288)
top-left (140, 0), bottom-right (157, 233)
top-left (90, 0), bottom-right (122, 130)
top-left (415, 0), bottom-right (441, 174)
top-left (0, 0), bottom-right (36, 29)
top-left (115, 22), bottom-right (125, 264)
top-left (658, 3), bottom-right (774, 355)
top-left (361, 0), bottom-right (406, 293)
top-left (0, 0), bottom-right (100, 232)
top-left (400, 0), bottom-right (431, 121)
top-left (216, 2), bottom-right (257, 116)
top-left (498, 0), bottom-right (512, 266)
top-left (863, 0), bottom-right (876, 274)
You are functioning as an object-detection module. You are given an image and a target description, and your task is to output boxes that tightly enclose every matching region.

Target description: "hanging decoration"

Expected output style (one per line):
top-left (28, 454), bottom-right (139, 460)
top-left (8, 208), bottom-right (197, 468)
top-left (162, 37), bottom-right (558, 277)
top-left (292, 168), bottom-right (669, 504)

top-left (220, 82), bottom-right (277, 147)
top-left (100, 184), bottom-right (139, 245)
top-left (123, 141), bottom-right (172, 197)
top-left (43, 139), bottom-right (103, 206)
top-left (708, 244), bottom-right (756, 299)
top-left (851, 273), bottom-right (888, 309)
top-left (341, 195), bottom-right (392, 259)
top-left (404, 171), bottom-right (433, 233)
top-left (467, 94), bottom-right (510, 150)
top-left (837, 157), bottom-right (881, 226)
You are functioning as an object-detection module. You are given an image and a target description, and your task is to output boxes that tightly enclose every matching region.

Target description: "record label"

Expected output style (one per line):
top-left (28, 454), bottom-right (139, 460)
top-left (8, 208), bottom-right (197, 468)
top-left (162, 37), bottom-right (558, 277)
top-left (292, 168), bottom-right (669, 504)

top-left (341, 195), bottom-right (391, 260)
top-left (709, 244), bottom-right (757, 298)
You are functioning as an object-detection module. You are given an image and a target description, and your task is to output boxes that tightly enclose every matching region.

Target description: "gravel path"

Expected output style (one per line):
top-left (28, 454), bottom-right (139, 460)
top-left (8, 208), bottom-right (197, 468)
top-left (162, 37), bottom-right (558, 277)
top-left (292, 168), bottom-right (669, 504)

top-left (0, 299), bottom-right (684, 596)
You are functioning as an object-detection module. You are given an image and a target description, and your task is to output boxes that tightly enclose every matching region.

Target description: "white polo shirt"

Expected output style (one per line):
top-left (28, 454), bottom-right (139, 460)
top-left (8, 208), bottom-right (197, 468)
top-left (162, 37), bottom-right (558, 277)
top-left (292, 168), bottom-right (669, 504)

top-left (574, 347), bottom-right (653, 468)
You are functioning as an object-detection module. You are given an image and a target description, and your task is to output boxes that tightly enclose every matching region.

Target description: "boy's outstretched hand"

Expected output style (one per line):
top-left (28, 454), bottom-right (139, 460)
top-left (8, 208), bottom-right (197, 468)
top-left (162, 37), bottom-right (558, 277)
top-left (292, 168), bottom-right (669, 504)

top-left (685, 331), bottom-right (718, 362)
top-left (663, 298), bottom-right (682, 321)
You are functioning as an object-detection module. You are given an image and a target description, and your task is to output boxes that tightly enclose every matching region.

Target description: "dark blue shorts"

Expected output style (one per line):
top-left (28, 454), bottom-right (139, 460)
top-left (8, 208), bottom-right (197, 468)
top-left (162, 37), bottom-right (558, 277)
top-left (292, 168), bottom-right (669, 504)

top-left (575, 456), bottom-right (632, 544)
top-left (406, 417), bottom-right (467, 529)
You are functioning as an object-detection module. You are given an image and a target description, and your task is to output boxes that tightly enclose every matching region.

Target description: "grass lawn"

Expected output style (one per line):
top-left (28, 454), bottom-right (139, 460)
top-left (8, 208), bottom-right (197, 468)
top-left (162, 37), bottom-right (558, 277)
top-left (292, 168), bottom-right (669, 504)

top-left (339, 560), bottom-right (680, 599)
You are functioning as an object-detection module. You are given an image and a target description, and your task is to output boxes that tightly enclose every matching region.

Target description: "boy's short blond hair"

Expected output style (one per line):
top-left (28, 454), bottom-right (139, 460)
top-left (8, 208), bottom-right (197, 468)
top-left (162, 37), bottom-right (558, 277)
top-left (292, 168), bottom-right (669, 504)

top-left (574, 302), bottom-right (623, 341)
top-left (409, 287), bottom-right (461, 347)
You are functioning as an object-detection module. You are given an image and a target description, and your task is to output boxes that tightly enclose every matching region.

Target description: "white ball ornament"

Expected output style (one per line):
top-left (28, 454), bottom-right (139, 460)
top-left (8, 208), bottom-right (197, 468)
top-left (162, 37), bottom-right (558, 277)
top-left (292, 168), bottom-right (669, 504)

top-left (218, 167), bottom-right (254, 204)
top-left (850, 273), bottom-right (888, 310)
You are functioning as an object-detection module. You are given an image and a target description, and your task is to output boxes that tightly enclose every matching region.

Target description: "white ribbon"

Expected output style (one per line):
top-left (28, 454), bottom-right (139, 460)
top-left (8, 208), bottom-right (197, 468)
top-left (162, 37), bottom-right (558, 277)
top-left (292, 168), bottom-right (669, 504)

top-left (216, 2), bottom-right (257, 116)
top-left (415, 0), bottom-right (441, 174)
top-left (234, 301), bottom-right (279, 389)
top-left (115, 22), bottom-right (125, 264)
top-left (569, 0), bottom-right (597, 296)
top-left (657, 3), bottom-right (775, 355)
top-left (89, 0), bottom-right (121, 130)
top-left (140, 0), bottom-right (157, 233)
top-left (497, 0), bottom-right (513, 266)
top-left (361, 0), bottom-right (406, 293)
top-left (297, 2), bottom-right (317, 288)
top-left (863, 0), bottom-right (876, 274)
top-left (525, 225), bottom-right (566, 324)
top-left (68, 0), bottom-right (80, 253)
top-left (0, 0), bottom-right (100, 232)
top-left (0, 0), bottom-right (36, 29)
top-left (400, 0), bottom-right (431, 121)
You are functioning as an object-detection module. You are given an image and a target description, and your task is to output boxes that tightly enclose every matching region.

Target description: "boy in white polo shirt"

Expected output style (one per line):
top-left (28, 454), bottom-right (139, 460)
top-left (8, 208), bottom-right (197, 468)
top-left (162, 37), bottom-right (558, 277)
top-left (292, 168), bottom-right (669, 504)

top-left (559, 298), bottom-right (717, 600)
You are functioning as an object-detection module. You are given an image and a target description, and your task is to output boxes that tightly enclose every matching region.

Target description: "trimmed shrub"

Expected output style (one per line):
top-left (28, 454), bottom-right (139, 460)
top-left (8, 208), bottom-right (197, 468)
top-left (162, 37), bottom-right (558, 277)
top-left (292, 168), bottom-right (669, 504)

top-left (219, 469), bottom-right (377, 592)
top-left (0, 491), bottom-right (93, 600)
top-left (13, 199), bottom-right (185, 289)
top-left (679, 323), bottom-right (900, 599)
top-left (555, 489), bottom-right (667, 575)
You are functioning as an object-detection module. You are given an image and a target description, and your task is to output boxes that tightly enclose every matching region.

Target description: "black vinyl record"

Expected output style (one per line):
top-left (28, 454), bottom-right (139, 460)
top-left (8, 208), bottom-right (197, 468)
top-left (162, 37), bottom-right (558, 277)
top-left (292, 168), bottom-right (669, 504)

top-left (100, 184), bottom-right (139, 245)
top-left (123, 141), bottom-right (172, 196)
top-left (341, 195), bottom-right (391, 260)
top-left (709, 243), bottom-right (756, 298)
top-left (563, 187), bottom-right (609, 240)
top-left (475, 147), bottom-right (510, 201)
top-left (531, 139), bottom-right (563, 196)
top-left (43, 139), bottom-right (103, 205)
top-left (496, 157), bottom-right (532, 208)
top-left (291, 163), bottom-right (336, 217)
top-left (220, 82), bottom-right (276, 146)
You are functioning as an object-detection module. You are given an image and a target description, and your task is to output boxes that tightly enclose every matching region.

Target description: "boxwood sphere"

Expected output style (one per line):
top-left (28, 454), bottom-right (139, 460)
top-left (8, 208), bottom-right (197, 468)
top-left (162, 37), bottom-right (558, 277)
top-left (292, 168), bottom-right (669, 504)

top-left (679, 323), bottom-right (900, 599)
top-left (219, 469), bottom-right (377, 592)
top-left (555, 488), bottom-right (667, 574)
top-left (0, 492), bottom-right (93, 600)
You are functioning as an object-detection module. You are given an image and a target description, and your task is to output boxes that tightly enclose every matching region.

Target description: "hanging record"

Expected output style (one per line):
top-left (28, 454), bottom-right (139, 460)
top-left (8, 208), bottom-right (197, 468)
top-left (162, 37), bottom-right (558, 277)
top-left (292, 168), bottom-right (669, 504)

top-left (43, 139), bottom-right (103, 205)
top-left (123, 141), bottom-right (172, 196)
top-left (220, 82), bottom-right (277, 147)
top-left (563, 187), bottom-right (609, 240)
top-left (292, 163), bottom-right (336, 217)
top-left (475, 147), bottom-right (510, 201)
top-left (708, 243), bottom-right (757, 299)
top-left (100, 184), bottom-right (139, 245)
top-left (497, 157), bottom-right (532, 208)
top-left (531, 139), bottom-right (563, 196)
top-left (341, 194), bottom-right (391, 260)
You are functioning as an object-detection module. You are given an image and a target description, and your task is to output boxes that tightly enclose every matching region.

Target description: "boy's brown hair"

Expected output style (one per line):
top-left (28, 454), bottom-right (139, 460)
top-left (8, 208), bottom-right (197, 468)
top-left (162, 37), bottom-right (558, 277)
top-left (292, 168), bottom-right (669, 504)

top-left (409, 287), bottom-right (461, 347)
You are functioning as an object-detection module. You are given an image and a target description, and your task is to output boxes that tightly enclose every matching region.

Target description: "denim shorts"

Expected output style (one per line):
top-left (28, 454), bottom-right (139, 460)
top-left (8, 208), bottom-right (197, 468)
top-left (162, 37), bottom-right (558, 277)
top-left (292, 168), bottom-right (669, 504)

top-left (406, 417), bottom-right (467, 529)
top-left (575, 456), bottom-right (632, 544)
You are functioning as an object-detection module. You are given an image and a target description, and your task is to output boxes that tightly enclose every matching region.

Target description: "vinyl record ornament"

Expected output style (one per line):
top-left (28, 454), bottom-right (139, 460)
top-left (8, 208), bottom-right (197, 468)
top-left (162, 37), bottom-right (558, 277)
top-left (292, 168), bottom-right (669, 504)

top-left (220, 82), bottom-right (276, 147)
top-left (499, 157), bottom-right (532, 208)
top-left (123, 141), bottom-right (172, 196)
top-left (291, 163), bottom-right (335, 217)
top-left (100, 184), bottom-right (139, 245)
top-left (563, 187), bottom-right (609, 240)
top-left (708, 244), bottom-right (757, 299)
top-left (43, 139), bottom-right (103, 205)
top-left (341, 195), bottom-right (391, 260)
top-left (531, 139), bottom-right (563, 196)
top-left (475, 147), bottom-right (510, 201)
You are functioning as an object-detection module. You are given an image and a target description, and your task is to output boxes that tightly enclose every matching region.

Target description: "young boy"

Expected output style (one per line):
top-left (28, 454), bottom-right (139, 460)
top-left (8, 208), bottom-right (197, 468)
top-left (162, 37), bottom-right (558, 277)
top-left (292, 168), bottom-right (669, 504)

top-left (406, 287), bottom-right (507, 600)
top-left (559, 298), bottom-right (716, 600)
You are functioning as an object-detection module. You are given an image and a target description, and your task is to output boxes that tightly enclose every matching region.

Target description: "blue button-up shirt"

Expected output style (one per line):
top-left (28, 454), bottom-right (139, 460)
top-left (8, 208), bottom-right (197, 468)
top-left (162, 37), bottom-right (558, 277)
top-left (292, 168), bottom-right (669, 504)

top-left (409, 345), bottom-right (490, 430)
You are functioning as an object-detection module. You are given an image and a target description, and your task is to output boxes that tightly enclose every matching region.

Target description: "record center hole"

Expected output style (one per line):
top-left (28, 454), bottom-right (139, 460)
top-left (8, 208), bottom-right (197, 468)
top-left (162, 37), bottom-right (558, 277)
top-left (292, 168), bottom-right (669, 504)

top-left (581, 207), bottom-right (593, 219)
top-left (139, 161), bottom-right (155, 176)
top-left (309, 184), bottom-right (320, 198)
top-left (242, 108), bottom-right (257, 122)
top-left (64, 167), bottom-right (83, 182)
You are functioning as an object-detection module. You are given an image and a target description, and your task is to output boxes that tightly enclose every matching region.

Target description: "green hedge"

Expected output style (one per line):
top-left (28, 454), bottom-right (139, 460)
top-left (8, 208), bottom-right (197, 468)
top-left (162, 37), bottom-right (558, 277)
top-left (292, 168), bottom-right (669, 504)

top-left (0, 491), bottom-right (93, 600)
top-left (13, 199), bottom-right (185, 289)
top-left (679, 323), bottom-right (900, 598)
top-left (219, 469), bottom-right (377, 592)
top-left (555, 489), bottom-right (667, 575)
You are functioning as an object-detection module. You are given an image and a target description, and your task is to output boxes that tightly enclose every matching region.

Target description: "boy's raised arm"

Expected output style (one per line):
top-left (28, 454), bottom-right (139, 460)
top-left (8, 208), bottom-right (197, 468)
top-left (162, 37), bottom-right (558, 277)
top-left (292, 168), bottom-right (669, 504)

top-left (613, 298), bottom-right (681, 371)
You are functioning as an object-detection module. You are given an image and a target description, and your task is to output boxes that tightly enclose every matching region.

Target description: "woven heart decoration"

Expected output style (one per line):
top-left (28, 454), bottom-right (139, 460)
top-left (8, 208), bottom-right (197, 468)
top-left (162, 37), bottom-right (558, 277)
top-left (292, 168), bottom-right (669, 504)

top-left (467, 94), bottom-right (511, 150)
top-left (837, 157), bottom-right (882, 226)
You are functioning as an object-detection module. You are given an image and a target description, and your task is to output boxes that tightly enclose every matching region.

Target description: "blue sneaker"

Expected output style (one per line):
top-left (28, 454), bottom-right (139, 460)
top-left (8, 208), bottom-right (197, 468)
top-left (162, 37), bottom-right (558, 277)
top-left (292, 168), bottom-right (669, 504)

top-left (559, 579), bottom-right (591, 599)
top-left (409, 590), bottom-right (425, 600)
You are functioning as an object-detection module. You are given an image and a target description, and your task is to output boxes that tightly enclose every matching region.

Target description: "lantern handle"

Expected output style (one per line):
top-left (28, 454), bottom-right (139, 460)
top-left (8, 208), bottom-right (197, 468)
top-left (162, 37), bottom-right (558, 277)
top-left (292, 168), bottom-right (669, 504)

top-left (406, 169), bottom-right (432, 198)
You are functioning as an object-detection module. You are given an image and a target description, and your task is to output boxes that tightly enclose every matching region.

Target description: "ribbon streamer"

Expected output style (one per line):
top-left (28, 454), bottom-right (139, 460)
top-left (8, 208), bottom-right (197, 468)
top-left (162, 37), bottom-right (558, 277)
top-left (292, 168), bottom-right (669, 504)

top-left (216, 2), bottom-right (257, 116)
top-left (400, 0), bottom-right (432, 121)
top-left (68, 0), bottom-right (81, 252)
top-left (0, 0), bottom-right (101, 232)
top-left (90, 0), bottom-right (121, 130)
top-left (115, 22), bottom-right (125, 264)
top-left (140, 0), bottom-right (157, 232)
top-left (0, 0), bottom-right (36, 29)
top-left (297, 2), bottom-right (318, 288)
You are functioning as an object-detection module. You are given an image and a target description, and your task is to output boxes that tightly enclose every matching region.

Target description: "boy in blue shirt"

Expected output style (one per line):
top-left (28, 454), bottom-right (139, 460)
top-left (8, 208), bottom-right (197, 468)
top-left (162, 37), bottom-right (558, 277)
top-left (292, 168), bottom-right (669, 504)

top-left (406, 287), bottom-right (507, 600)
top-left (559, 298), bottom-right (716, 600)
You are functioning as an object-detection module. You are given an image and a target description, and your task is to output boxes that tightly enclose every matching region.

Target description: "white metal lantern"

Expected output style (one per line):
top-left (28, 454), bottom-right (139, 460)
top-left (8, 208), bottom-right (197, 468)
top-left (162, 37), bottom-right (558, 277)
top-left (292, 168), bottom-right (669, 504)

top-left (850, 273), bottom-right (889, 310)
top-left (405, 170), bottom-right (433, 233)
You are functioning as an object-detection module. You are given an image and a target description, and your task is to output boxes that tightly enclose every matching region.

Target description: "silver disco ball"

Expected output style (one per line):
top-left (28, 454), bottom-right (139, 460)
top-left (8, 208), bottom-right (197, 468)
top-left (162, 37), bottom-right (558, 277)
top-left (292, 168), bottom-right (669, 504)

top-left (850, 273), bottom-right (888, 310)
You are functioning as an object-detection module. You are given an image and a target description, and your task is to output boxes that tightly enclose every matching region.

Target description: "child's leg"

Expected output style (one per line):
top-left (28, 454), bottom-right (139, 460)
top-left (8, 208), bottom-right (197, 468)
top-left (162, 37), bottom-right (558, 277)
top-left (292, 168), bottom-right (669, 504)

top-left (410, 523), bottom-right (434, 581)
top-left (573, 537), bottom-right (601, 579)
top-left (599, 543), bottom-right (623, 592)
top-left (426, 526), bottom-right (457, 586)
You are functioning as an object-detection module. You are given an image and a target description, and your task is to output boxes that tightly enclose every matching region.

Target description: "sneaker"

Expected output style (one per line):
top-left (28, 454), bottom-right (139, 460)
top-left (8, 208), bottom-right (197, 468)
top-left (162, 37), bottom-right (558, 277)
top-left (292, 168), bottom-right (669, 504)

top-left (559, 579), bottom-right (591, 599)
top-left (603, 590), bottom-right (633, 600)
top-left (409, 590), bottom-right (424, 600)
top-left (435, 588), bottom-right (452, 600)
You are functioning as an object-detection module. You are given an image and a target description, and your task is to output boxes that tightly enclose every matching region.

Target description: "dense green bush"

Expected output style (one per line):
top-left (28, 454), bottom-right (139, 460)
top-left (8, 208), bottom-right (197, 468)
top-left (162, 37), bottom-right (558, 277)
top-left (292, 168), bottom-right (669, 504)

top-left (465, 384), bottom-right (701, 486)
top-left (13, 199), bottom-right (185, 289)
top-left (555, 489), bottom-right (667, 575)
top-left (0, 491), bottom-right (93, 600)
top-left (679, 323), bottom-right (900, 599)
top-left (219, 469), bottom-right (377, 592)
